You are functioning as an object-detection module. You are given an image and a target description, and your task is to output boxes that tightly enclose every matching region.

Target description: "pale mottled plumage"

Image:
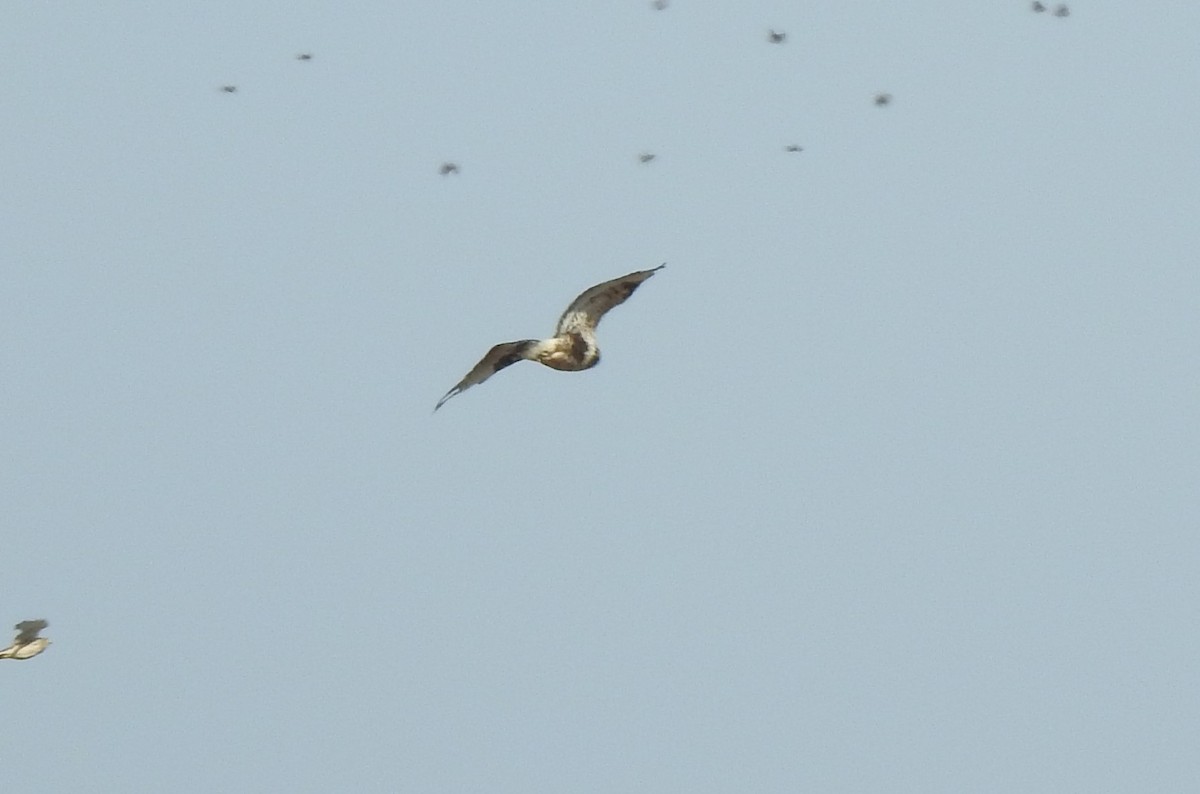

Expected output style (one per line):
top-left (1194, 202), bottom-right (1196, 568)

top-left (435, 265), bottom-right (665, 410)
top-left (0, 619), bottom-right (50, 660)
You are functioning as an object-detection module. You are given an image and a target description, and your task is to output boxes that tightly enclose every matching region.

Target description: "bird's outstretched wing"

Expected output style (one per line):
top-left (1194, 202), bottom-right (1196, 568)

top-left (435, 340), bottom-right (538, 411)
top-left (554, 264), bottom-right (665, 337)
top-left (13, 620), bottom-right (47, 645)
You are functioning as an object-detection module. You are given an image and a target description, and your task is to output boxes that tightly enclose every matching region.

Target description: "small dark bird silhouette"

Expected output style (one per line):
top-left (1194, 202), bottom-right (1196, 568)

top-left (638, 153), bottom-right (656, 164)
top-left (296, 53), bottom-right (313, 60)
top-left (1053, 4), bottom-right (1069, 16)
top-left (785, 144), bottom-right (804, 153)
top-left (220, 85), bottom-right (237, 93)
top-left (435, 265), bottom-right (665, 411)
top-left (767, 30), bottom-right (787, 44)
top-left (439, 162), bottom-right (460, 175)
top-left (651, 0), bottom-right (669, 9)
top-left (874, 93), bottom-right (892, 106)
top-left (0, 620), bottom-right (50, 660)
top-left (1032, 1), bottom-right (1046, 11)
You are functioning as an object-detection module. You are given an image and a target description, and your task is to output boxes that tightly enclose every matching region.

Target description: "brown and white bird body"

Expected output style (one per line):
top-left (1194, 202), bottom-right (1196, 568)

top-left (435, 265), bottom-right (665, 410)
top-left (0, 619), bottom-right (50, 660)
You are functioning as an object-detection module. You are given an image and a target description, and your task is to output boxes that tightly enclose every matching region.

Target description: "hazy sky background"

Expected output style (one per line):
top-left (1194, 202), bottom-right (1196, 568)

top-left (3, 2), bottom-right (1198, 791)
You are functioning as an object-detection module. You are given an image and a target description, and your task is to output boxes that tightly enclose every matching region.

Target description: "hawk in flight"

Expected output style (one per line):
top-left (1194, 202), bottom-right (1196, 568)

top-left (0, 620), bottom-right (50, 660)
top-left (435, 265), bottom-right (665, 410)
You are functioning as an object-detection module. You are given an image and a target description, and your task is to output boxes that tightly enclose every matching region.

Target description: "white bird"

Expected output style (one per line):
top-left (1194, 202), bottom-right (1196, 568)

top-left (0, 620), bottom-right (50, 660)
top-left (435, 265), bottom-right (665, 411)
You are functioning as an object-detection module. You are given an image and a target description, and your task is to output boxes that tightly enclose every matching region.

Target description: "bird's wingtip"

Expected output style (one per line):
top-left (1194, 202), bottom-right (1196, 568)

top-left (434, 387), bottom-right (459, 412)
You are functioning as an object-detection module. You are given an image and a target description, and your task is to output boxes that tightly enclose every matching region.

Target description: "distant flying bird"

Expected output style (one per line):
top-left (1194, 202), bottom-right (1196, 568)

top-left (439, 162), bottom-right (460, 175)
top-left (296, 53), bottom-right (313, 60)
top-left (1053, 3), bottom-right (1069, 16)
top-left (767, 30), bottom-right (787, 44)
top-left (435, 265), bottom-right (665, 411)
top-left (0, 620), bottom-right (50, 660)
top-left (220, 85), bottom-right (237, 93)
top-left (785, 144), bottom-right (804, 153)
top-left (874, 92), bottom-right (892, 106)
top-left (651, 0), bottom-right (669, 9)
top-left (638, 152), bottom-right (656, 163)
top-left (1031, 1), bottom-right (1045, 11)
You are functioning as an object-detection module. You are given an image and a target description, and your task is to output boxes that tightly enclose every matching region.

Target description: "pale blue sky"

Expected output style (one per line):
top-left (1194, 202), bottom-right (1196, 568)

top-left (3, 2), bottom-right (1199, 791)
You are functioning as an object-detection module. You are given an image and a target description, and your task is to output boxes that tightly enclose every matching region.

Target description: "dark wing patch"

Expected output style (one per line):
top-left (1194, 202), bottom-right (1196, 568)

top-left (494, 350), bottom-right (526, 371)
top-left (13, 620), bottom-right (47, 644)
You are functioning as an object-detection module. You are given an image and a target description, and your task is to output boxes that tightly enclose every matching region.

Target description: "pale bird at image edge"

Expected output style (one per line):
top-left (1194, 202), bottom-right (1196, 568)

top-left (0, 619), bottom-right (50, 660)
top-left (435, 264), bottom-right (665, 411)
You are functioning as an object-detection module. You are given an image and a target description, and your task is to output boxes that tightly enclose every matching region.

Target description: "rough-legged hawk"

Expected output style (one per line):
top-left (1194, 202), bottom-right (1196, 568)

top-left (436, 265), bottom-right (665, 410)
top-left (0, 620), bottom-right (50, 660)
